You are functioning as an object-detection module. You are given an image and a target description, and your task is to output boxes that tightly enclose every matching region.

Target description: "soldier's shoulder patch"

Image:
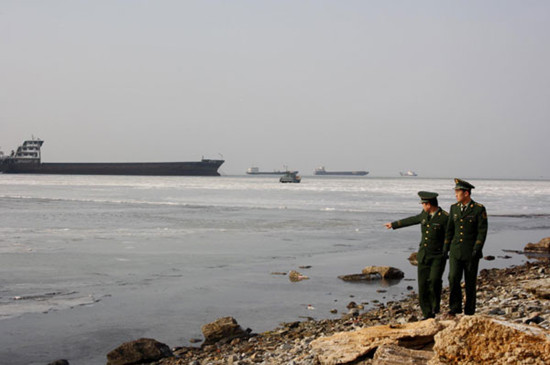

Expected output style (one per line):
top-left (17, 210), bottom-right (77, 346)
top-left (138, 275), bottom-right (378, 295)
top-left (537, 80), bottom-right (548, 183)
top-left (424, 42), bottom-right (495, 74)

top-left (476, 203), bottom-right (484, 207)
top-left (442, 210), bottom-right (449, 216)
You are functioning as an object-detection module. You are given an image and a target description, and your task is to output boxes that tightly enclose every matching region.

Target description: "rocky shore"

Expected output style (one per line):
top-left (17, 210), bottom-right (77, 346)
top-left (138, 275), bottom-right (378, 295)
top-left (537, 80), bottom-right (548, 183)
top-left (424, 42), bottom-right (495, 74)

top-left (52, 239), bottom-right (550, 365)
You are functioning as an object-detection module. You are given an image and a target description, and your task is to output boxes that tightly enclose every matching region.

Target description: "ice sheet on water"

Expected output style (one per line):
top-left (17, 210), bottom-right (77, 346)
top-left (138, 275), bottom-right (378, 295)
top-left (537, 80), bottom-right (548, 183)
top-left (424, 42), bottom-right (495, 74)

top-left (0, 291), bottom-right (99, 320)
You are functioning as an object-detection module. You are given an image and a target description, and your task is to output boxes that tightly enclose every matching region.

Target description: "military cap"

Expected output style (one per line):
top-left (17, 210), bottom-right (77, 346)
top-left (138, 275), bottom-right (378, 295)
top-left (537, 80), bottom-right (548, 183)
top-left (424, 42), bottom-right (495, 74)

top-left (454, 178), bottom-right (475, 190)
top-left (418, 191), bottom-right (438, 203)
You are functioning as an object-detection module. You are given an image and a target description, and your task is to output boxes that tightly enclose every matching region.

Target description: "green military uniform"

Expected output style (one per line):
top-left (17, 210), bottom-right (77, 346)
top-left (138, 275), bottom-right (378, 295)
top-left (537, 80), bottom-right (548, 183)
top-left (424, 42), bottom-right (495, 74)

top-left (444, 179), bottom-right (488, 315)
top-left (391, 191), bottom-right (448, 319)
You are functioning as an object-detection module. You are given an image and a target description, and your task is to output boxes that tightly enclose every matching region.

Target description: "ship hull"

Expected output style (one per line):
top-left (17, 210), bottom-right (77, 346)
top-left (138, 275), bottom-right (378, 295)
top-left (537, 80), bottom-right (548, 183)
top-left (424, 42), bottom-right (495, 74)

top-left (0, 160), bottom-right (224, 176)
top-left (315, 171), bottom-right (368, 176)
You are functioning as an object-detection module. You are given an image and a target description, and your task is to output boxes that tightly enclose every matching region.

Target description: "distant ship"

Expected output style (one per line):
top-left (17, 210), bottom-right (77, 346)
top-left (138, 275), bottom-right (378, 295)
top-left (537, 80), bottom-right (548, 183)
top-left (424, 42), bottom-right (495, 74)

top-left (314, 166), bottom-right (369, 176)
top-left (0, 138), bottom-right (224, 176)
top-left (399, 170), bottom-right (418, 177)
top-left (246, 167), bottom-right (298, 175)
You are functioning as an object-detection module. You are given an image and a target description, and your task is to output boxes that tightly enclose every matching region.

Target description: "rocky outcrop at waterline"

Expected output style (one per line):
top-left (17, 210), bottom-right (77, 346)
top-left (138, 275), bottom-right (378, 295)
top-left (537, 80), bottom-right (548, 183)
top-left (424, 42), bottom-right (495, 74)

top-left (46, 253), bottom-right (549, 365)
top-left (95, 259), bottom-right (547, 365)
top-left (201, 316), bottom-right (251, 345)
top-left (525, 236), bottom-right (550, 253)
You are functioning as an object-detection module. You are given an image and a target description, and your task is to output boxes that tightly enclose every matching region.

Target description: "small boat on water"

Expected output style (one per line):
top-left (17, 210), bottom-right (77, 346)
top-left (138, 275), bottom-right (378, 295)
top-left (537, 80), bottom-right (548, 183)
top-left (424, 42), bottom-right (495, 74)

top-left (0, 138), bottom-right (225, 176)
top-left (280, 171), bottom-right (301, 183)
top-left (400, 170), bottom-right (418, 177)
top-left (314, 166), bottom-right (368, 176)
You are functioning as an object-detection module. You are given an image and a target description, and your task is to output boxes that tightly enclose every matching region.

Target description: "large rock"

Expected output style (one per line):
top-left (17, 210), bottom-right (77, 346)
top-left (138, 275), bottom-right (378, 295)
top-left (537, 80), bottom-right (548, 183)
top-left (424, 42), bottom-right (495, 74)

top-left (362, 266), bottom-right (404, 280)
top-left (106, 338), bottom-right (172, 365)
top-left (431, 316), bottom-right (550, 364)
top-left (373, 344), bottom-right (433, 365)
top-left (201, 316), bottom-right (249, 345)
top-left (524, 237), bottom-right (550, 252)
top-left (310, 319), bottom-right (446, 365)
top-left (338, 273), bottom-right (381, 282)
top-left (523, 278), bottom-right (550, 299)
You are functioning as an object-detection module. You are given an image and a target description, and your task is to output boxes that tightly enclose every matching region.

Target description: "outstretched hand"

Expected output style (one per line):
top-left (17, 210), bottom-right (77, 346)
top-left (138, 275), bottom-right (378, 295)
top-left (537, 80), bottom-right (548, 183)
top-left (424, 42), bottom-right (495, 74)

top-left (384, 222), bottom-right (392, 230)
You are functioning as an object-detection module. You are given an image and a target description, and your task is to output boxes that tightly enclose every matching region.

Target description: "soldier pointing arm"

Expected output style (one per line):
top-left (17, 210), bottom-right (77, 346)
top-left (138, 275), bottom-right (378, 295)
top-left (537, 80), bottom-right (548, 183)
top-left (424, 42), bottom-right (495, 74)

top-left (385, 191), bottom-right (449, 319)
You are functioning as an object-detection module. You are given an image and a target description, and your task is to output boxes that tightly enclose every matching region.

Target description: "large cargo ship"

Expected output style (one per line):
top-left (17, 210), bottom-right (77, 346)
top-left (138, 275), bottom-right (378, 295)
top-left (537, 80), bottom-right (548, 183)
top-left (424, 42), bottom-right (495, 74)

top-left (0, 138), bottom-right (224, 176)
top-left (314, 166), bottom-right (368, 176)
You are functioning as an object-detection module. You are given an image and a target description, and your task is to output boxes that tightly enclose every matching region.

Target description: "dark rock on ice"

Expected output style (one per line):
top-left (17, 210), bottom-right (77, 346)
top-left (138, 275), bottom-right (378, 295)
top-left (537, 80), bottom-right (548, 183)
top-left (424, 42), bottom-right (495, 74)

top-left (338, 273), bottom-right (376, 281)
top-left (106, 338), bottom-right (172, 365)
top-left (48, 360), bottom-right (69, 365)
top-left (339, 266), bottom-right (404, 282)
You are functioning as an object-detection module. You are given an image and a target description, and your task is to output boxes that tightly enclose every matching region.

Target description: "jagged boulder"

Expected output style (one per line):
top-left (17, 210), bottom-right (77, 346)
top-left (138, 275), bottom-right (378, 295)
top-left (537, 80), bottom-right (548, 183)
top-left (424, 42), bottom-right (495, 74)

top-left (106, 338), bottom-right (172, 365)
top-left (524, 237), bottom-right (550, 252)
top-left (362, 266), bottom-right (404, 280)
top-left (201, 316), bottom-right (249, 345)
top-left (310, 319), bottom-right (447, 365)
top-left (431, 316), bottom-right (550, 364)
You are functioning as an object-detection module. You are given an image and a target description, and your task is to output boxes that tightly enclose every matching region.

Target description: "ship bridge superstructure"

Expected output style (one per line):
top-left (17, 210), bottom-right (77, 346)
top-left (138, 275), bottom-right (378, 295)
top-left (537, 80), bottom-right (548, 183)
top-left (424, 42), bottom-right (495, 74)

top-left (14, 138), bottom-right (43, 163)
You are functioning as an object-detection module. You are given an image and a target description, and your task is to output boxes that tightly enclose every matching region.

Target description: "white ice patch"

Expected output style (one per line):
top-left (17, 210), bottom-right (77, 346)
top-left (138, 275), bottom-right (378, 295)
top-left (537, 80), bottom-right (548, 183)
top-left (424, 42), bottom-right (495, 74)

top-left (0, 243), bottom-right (34, 254)
top-left (0, 292), bottom-right (99, 320)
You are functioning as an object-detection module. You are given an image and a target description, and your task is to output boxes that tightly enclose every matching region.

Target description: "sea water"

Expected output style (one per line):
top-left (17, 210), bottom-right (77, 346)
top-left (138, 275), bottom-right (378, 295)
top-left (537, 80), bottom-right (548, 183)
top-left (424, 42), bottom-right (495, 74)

top-left (0, 175), bottom-right (549, 364)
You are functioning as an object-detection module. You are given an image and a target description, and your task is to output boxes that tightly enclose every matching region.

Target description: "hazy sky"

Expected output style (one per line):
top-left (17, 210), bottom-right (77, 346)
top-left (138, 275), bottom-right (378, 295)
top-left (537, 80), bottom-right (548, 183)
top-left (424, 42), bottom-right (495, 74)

top-left (1, 1), bottom-right (549, 178)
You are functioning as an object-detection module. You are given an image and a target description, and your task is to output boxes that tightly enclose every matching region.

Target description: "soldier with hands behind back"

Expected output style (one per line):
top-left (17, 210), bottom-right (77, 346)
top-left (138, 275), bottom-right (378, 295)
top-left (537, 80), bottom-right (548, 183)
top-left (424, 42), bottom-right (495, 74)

top-left (444, 178), bottom-right (488, 317)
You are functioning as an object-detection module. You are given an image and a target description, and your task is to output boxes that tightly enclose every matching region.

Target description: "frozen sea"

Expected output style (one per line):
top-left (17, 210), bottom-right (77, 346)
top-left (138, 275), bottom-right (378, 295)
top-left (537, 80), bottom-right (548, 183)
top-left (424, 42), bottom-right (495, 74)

top-left (0, 175), bottom-right (549, 364)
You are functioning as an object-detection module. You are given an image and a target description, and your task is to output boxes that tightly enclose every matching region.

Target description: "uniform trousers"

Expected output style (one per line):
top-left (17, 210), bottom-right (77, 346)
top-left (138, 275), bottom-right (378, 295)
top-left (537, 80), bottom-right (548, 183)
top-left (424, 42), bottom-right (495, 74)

top-left (448, 256), bottom-right (480, 315)
top-left (417, 255), bottom-right (446, 318)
